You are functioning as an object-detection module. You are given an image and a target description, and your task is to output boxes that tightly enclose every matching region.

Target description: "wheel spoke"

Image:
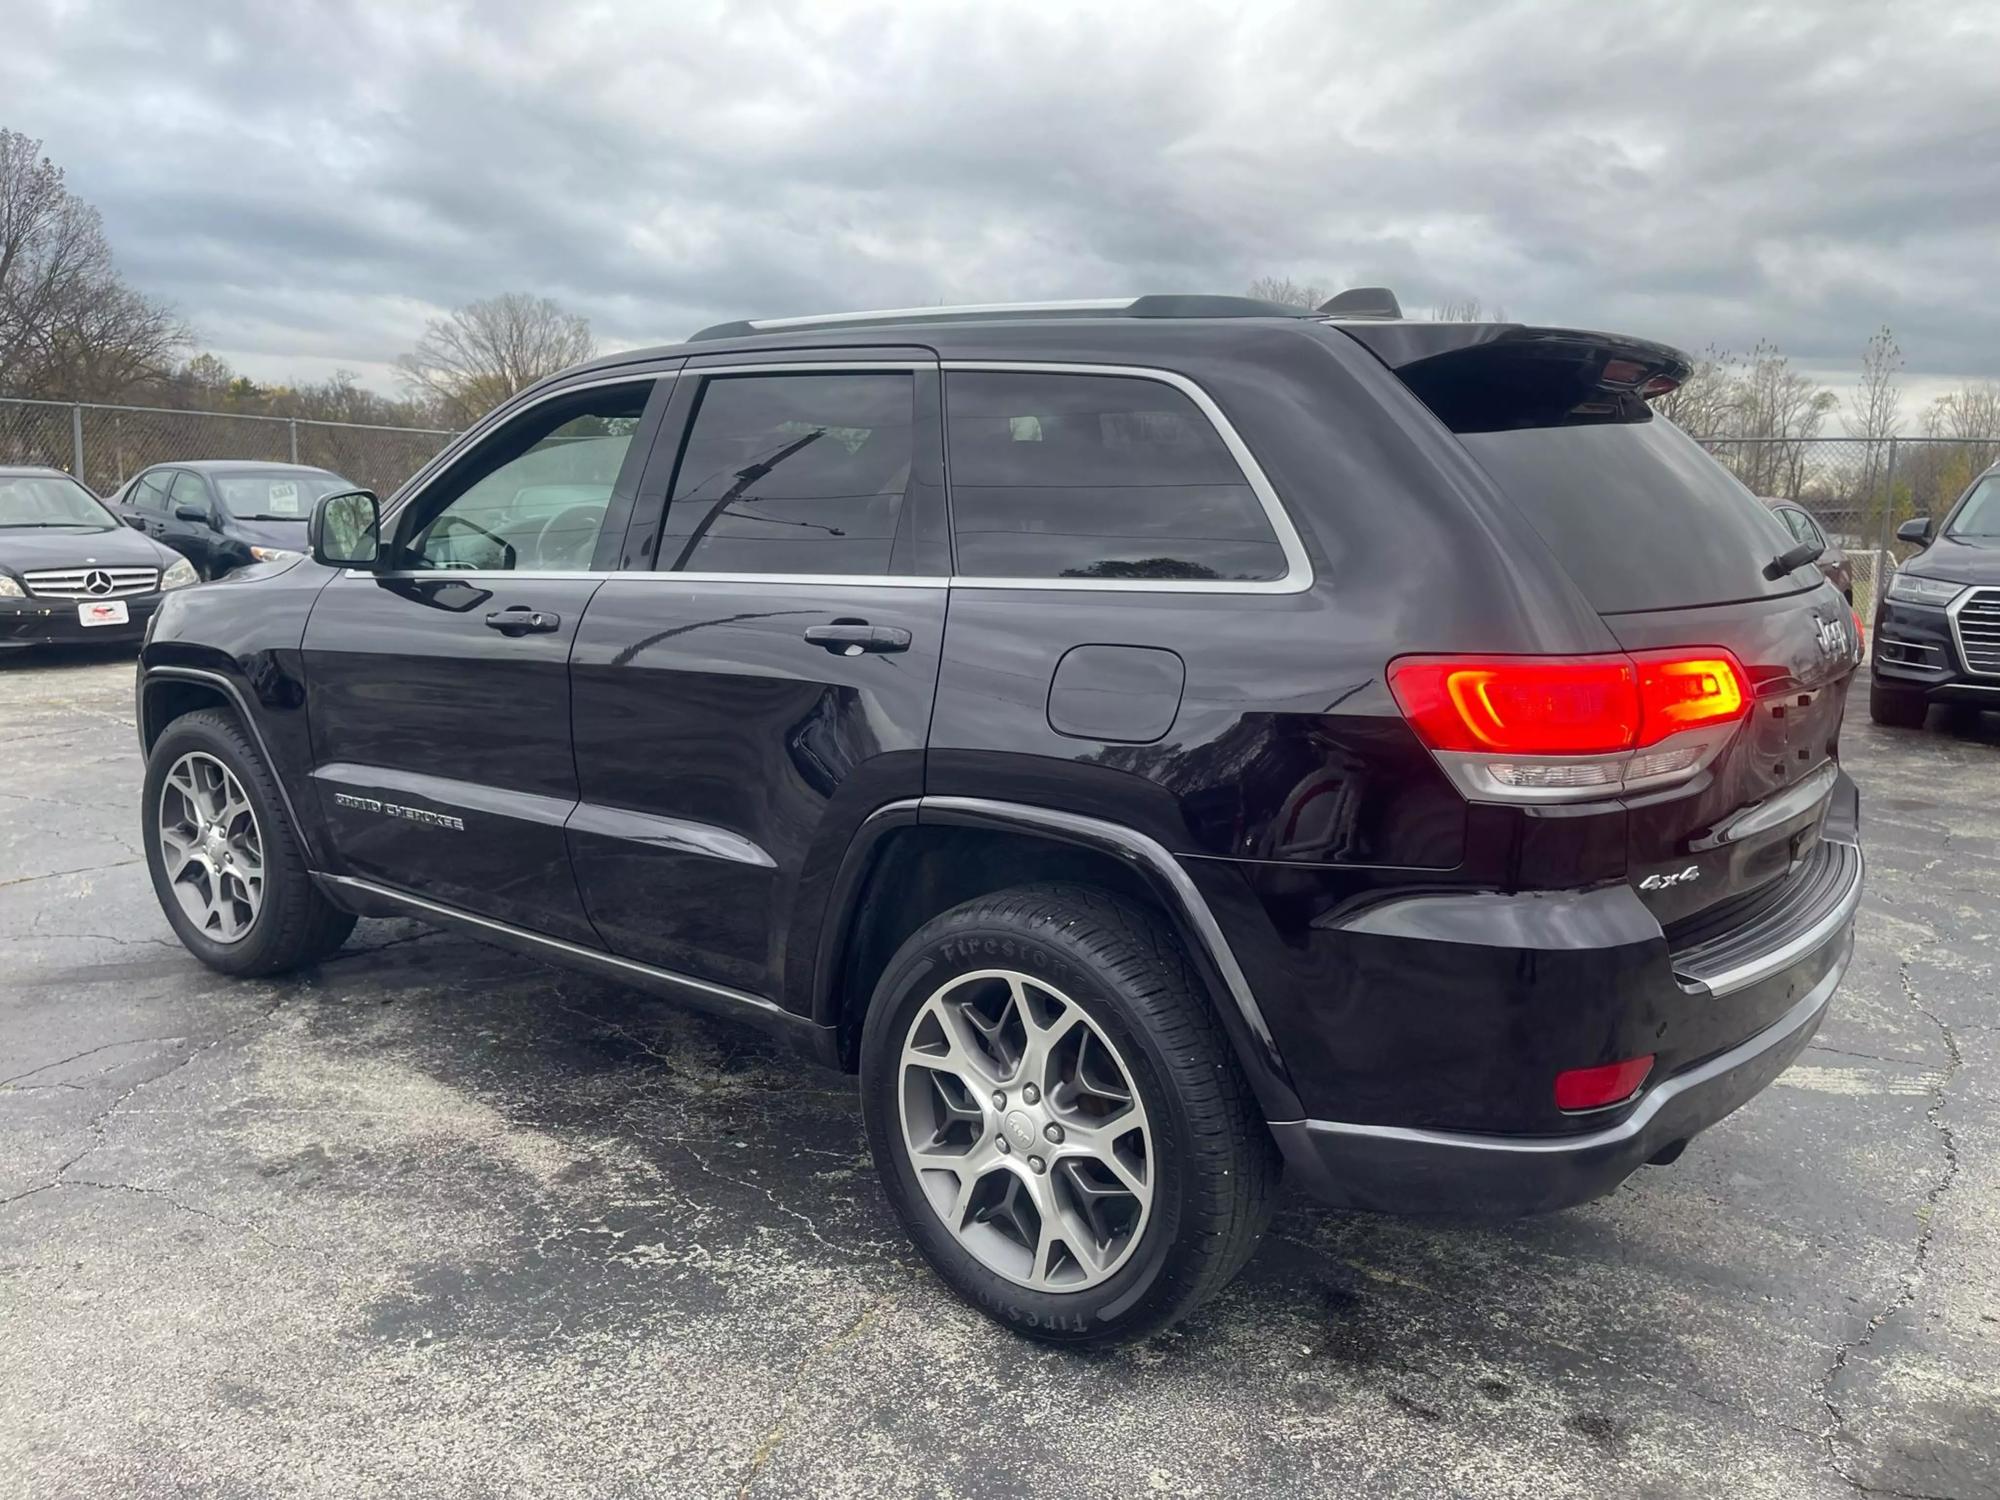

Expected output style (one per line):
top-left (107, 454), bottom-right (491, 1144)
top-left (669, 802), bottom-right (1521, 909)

top-left (158, 826), bottom-right (197, 877)
top-left (156, 751), bottom-right (264, 946)
top-left (895, 967), bottom-right (1154, 1296)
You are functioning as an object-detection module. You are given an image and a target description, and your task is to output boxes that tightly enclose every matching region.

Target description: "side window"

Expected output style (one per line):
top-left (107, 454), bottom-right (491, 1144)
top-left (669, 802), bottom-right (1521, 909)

top-left (405, 384), bottom-right (650, 572)
top-left (658, 372), bottom-right (916, 576)
top-left (167, 471), bottom-right (212, 519)
top-left (1794, 510), bottom-right (1827, 548)
top-left (131, 472), bottom-right (172, 513)
top-left (944, 371), bottom-right (1286, 581)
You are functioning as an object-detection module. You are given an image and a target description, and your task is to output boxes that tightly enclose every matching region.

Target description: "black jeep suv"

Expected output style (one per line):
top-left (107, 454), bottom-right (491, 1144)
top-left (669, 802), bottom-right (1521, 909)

top-left (136, 293), bottom-right (1864, 1342)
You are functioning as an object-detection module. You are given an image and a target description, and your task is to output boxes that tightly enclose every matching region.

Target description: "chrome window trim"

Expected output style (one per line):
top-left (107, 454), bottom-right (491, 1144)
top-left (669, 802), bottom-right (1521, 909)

top-left (360, 359), bottom-right (1315, 596)
top-left (1946, 585), bottom-right (2000, 678)
top-left (938, 360), bottom-right (1314, 595)
top-left (381, 370), bottom-right (681, 524)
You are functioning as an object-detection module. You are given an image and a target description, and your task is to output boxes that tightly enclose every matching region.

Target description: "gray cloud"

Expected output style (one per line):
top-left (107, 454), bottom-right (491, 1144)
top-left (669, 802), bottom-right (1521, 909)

top-left (5, 0), bottom-right (1998, 406)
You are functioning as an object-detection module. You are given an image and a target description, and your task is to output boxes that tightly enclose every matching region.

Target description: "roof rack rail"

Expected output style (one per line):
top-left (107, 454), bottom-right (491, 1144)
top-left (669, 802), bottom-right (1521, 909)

top-left (686, 294), bottom-right (1313, 342)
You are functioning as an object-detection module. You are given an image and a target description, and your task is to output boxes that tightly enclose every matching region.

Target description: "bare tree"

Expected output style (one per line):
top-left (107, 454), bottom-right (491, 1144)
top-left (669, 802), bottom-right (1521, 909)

top-left (396, 293), bottom-right (596, 425)
top-left (1246, 276), bottom-right (1327, 309)
top-left (1653, 345), bottom-right (1741, 436)
top-left (1846, 325), bottom-right (1903, 444)
top-left (1430, 296), bottom-right (1484, 322)
top-left (0, 127), bottom-right (185, 399)
top-left (1731, 340), bottom-right (1837, 497)
top-left (1843, 325), bottom-right (1903, 532)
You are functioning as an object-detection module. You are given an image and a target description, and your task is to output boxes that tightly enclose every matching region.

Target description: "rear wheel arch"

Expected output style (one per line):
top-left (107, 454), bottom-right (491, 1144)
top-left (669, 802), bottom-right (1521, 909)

top-left (818, 802), bottom-right (1303, 1120)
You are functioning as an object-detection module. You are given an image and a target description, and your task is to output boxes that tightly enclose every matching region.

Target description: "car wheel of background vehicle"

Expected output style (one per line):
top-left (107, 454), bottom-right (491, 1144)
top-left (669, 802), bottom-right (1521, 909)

top-left (1868, 680), bottom-right (1928, 729)
top-left (143, 708), bottom-right (355, 975)
top-left (860, 882), bottom-right (1279, 1344)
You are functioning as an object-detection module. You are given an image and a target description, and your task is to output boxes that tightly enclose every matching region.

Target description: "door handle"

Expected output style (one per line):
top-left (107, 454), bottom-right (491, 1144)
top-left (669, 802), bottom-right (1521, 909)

top-left (803, 621), bottom-right (912, 656)
top-left (484, 605), bottom-right (562, 636)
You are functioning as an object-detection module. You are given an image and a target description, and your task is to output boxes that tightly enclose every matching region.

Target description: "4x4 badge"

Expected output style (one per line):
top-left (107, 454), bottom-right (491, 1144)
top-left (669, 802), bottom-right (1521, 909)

top-left (1639, 865), bottom-right (1701, 891)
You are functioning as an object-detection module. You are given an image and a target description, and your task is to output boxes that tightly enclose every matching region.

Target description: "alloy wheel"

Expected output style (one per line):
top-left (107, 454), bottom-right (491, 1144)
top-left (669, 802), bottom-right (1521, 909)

top-left (157, 751), bottom-right (264, 944)
top-left (897, 969), bottom-right (1154, 1292)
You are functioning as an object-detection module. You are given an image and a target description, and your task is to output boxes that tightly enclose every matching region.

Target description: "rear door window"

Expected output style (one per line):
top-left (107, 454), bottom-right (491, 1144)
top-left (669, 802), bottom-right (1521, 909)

top-left (659, 372), bottom-right (915, 575)
top-left (944, 370), bottom-right (1285, 582)
top-left (1459, 418), bottom-right (1806, 614)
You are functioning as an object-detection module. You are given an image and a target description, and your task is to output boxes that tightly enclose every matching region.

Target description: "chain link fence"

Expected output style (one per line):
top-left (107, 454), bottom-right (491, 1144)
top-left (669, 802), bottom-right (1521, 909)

top-left (1694, 435), bottom-right (2000, 615)
top-left (0, 396), bottom-right (457, 500)
top-left (5, 395), bottom-right (1999, 615)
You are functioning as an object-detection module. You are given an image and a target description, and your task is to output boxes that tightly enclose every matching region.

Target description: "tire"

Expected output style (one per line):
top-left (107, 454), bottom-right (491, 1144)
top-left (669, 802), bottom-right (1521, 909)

top-left (142, 708), bottom-right (356, 975)
top-left (1868, 680), bottom-right (1929, 729)
top-left (860, 882), bottom-right (1280, 1344)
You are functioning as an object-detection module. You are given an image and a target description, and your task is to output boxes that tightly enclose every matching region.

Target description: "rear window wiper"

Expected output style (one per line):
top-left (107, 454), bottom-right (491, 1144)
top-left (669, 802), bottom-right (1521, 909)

top-left (1763, 539), bottom-right (1824, 580)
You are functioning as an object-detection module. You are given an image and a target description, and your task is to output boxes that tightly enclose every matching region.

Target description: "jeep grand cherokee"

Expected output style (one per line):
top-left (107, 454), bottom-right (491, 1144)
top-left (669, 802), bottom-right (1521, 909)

top-left (135, 291), bottom-right (1864, 1342)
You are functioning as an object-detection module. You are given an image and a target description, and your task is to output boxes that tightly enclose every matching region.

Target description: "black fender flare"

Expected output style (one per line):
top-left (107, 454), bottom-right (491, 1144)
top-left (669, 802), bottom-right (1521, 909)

top-left (138, 664), bottom-right (322, 867)
top-left (814, 794), bottom-right (1303, 1122)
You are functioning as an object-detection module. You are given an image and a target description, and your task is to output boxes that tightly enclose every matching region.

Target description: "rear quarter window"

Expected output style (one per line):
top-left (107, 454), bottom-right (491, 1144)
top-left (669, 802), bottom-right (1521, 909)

top-left (1460, 417), bottom-right (1811, 613)
top-left (944, 370), bottom-right (1286, 582)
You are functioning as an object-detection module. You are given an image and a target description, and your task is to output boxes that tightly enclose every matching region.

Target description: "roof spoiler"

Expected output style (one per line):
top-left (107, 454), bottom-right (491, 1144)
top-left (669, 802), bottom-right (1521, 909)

top-left (1334, 322), bottom-right (1694, 433)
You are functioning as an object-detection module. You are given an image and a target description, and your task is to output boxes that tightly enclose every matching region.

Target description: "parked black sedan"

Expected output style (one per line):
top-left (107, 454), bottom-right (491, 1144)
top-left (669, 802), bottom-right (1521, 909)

top-left (108, 461), bottom-right (356, 580)
top-left (1870, 462), bottom-right (2000, 727)
top-left (0, 466), bottom-right (196, 651)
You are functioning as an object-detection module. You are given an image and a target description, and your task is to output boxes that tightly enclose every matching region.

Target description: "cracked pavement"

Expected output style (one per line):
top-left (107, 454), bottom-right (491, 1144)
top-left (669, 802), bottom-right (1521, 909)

top-left (2, 644), bottom-right (1996, 1500)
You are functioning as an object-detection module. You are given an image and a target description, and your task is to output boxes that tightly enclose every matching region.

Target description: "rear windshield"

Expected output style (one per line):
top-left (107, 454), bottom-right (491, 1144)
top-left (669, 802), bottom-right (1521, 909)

top-left (1459, 417), bottom-right (1812, 614)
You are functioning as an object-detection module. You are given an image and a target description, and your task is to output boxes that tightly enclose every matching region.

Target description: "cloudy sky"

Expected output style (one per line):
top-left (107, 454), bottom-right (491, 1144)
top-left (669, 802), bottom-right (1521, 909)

top-left (6, 0), bottom-right (1999, 421)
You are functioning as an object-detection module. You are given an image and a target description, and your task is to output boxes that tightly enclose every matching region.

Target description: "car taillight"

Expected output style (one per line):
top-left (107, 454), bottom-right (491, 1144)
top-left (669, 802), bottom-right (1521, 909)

top-left (1388, 649), bottom-right (1749, 802)
top-left (1555, 1055), bottom-right (1654, 1112)
top-left (1385, 657), bottom-right (1638, 755)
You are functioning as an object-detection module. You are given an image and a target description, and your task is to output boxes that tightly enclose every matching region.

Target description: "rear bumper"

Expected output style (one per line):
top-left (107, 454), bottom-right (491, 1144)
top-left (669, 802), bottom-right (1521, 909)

top-left (0, 594), bottom-right (158, 648)
top-left (1243, 774), bottom-right (1863, 1216)
top-left (1272, 935), bottom-right (1845, 1215)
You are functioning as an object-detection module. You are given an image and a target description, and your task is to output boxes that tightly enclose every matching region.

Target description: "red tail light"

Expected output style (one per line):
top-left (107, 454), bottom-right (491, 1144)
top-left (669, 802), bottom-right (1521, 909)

top-left (1389, 650), bottom-right (1748, 756)
top-left (1386, 656), bottom-right (1638, 755)
top-left (1555, 1055), bottom-right (1654, 1111)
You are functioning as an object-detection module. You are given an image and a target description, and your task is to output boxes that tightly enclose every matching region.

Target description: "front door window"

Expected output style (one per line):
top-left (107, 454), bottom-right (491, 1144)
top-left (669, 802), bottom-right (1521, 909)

top-left (404, 385), bottom-right (651, 572)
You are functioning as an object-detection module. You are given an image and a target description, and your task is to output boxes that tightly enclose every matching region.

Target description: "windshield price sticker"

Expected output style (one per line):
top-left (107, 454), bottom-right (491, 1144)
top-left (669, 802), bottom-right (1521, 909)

top-left (267, 482), bottom-right (300, 515)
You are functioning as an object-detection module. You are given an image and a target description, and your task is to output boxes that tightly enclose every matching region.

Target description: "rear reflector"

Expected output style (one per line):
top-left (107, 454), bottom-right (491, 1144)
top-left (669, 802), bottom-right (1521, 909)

top-left (1555, 1055), bottom-right (1654, 1111)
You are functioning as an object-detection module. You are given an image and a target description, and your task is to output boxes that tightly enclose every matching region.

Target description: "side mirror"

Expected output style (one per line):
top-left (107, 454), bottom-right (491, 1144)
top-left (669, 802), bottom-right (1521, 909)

top-left (309, 489), bottom-right (382, 569)
top-left (1896, 516), bottom-right (1933, 545)
top-left (174, 502), bottom-right (211, 525)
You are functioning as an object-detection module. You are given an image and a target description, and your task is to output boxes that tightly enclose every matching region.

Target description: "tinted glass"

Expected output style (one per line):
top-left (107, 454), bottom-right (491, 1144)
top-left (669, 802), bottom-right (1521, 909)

top-left (212, 470), bottom-right (349, 519)
top-left (167, 471), bottom-right (212, 516)
top-left (945, 371), bottom-right (1284, 581)
top-left (132, 472), bottom-right (172, 513)
top-left (1461, 418), bottom-right (1807, 613)
top-left (1947, 474), bottom-right (2000, 537)
top-left (0, 475), bottom-right (115, 529)
top-left (661, 373), bottom-right (913, 575)
top-left (409, 385), bottom-right (649, 572)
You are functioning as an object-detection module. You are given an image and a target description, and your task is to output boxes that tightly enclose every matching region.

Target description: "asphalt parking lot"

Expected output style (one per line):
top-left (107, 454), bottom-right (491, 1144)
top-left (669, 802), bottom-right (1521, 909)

top-left (2, 648), bottom-right (1996, 1500)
